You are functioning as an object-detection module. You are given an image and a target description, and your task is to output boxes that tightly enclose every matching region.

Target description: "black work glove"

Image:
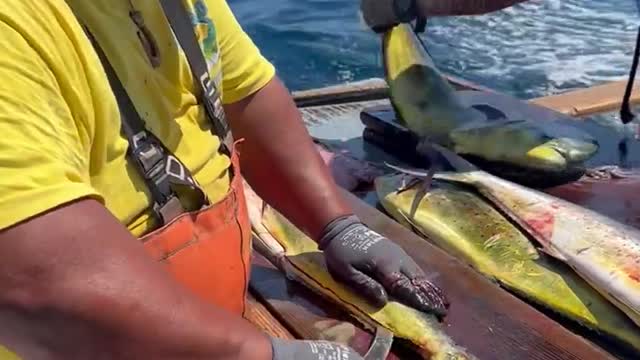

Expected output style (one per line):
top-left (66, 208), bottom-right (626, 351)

top-left (360, 0), bottom-right (419, 33)
top-left (319, 215), bottom-right (449, 318)
top-left (271, 338), bottom-right (364, 360)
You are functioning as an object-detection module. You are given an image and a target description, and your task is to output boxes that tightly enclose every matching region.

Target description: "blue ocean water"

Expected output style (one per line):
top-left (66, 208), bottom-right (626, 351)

top-left (228, 0), bottom-right (639, 99)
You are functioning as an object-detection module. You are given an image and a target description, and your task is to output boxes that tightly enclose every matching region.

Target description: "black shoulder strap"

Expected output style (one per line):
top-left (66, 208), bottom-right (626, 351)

top-left (158, 0), bottom-right (233, 153)
top-left (69, 1), bottom-right (234, 226)
top-left (87, 29), bottom-right (208, 225)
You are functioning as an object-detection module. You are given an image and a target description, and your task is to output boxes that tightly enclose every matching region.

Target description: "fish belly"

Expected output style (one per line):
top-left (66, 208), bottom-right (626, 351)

top-left (557, 226), bottom-right (640, 328)
top-left (572, 254), bottom-right (640, 328)
top-left (459, 171), bottom-right (640, 329)
top-left (376, 174), bottom-right (640, 350)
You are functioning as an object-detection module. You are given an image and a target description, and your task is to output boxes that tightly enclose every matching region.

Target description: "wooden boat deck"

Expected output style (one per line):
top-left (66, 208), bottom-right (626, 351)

top-left (245, 77), bottom-right (640, 359)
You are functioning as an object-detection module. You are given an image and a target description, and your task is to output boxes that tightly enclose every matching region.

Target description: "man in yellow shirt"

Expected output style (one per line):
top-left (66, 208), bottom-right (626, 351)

top-left (0, 1), bottom-right (452, 359)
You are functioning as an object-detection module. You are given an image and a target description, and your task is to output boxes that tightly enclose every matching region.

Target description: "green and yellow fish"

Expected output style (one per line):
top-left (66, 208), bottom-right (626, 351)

top-left (375, 172), bottom-right (640, 352)
top-left (243, 181), bottom-right (476, 360)
top-left (383, 24), bottom-right (598, 177)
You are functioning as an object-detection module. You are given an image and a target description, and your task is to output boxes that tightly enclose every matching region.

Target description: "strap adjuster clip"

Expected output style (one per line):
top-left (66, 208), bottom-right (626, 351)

top-left (154, 196), bottom-right (185, 224)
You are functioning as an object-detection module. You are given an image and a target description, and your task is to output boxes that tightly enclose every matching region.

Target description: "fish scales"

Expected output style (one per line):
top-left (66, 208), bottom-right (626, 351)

top-left (434, 169), bottom-right (640, 328)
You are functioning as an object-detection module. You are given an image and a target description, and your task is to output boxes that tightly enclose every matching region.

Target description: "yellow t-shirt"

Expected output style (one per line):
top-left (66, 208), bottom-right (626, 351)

top-left (0, 0), bottom-right (275, 237)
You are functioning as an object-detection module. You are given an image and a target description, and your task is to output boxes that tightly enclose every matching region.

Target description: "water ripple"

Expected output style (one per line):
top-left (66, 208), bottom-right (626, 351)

top-left (229, 0), bottom-right (638, 99)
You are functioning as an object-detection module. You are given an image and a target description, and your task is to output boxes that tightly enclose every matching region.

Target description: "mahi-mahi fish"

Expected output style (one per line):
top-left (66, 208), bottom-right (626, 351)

top-left (393, 143), bottom-right (640, 328)
top-left (375, 173), bottom-right (640, 350)
top-left (243, 181), bottom-right (476, 360)
top-left (383, 23), bottom-right (598, 175)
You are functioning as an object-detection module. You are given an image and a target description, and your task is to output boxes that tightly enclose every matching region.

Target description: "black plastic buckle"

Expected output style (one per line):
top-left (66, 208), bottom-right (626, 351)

top-left (153, 195), bottom-right (185, 224)
top-left (136, 143), bottom-right (165, 174)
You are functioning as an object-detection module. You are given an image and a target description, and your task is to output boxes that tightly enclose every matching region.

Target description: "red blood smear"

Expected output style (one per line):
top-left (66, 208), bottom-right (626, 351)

top-left (628, 270), bottom-right (640, 283)
top-left (524, 211), bottom-right (555, 242)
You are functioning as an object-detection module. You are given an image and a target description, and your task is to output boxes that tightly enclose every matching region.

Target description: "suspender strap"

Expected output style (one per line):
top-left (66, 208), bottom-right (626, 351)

top-left (69, 0), bottom-right (233, 225)
top-left (158, 0), bottom-right (233, 154)
top-left (87, 30), bottom-right (208, 224)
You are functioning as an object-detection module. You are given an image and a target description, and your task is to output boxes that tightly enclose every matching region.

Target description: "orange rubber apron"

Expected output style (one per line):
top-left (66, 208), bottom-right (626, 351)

top-left (140, 141), bottom-right (252, 316)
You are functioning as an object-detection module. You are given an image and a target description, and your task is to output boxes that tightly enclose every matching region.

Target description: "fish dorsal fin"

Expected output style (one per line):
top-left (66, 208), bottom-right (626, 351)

top-left (453, 118), bottom-right (527, 133)
top-left (471, 104), bottom-right (508, 121)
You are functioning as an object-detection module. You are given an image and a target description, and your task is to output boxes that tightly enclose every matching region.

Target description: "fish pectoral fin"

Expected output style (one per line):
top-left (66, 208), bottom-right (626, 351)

top-left (408, 171), bottom-right (433, 218)
top-left (451, 118), bottom-right (526, 133)
top-left (397, 210), bottom-right (430, 239)
top-left (384, 162), bottom-right (436, 199)
top-left (396, 176), bottom-right (423, 194)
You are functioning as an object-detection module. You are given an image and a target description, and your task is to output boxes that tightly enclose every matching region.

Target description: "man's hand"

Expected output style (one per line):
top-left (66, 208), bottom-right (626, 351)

top-left (319, 215), bottom-right (449, 318)
top-left (271, 338), bottom-right (364, 360)
top-left (360, 0), bottom-right (531, 33)
top-left (360, 0), bottom-right (418, 33)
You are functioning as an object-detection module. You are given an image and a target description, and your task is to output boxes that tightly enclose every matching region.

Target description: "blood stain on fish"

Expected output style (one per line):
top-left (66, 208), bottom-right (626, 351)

top-left (627, 267), bottom-right (640, 283)
top-left (524, 211), bottom-right (555, 240)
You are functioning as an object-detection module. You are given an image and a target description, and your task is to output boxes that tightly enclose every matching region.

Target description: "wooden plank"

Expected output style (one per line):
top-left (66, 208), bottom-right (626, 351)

top-left (293, 78), bottom-right (388, 108)
top-left (292, 75), bottom-right (493, 108)
top-left (245, 292), bottom-right (295, 339)
top-left (249, 254), bottom-right (404, 359)
top-left (531, 80), bottom-right (640, 117)
top-left (294, 76), bottom-right (640, 118)
top-left (337, 188), bottom-right (616, 360)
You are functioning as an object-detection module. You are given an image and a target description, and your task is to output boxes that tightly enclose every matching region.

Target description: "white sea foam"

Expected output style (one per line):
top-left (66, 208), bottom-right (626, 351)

top-left (422, 0), bottom-right (638, 99)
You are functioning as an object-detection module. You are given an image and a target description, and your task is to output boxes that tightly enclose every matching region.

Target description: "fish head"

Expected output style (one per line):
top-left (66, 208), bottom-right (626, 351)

top-left (450, 119), bottom-right (599, 172)
top-left (529, 137), bottom-right (599, 167)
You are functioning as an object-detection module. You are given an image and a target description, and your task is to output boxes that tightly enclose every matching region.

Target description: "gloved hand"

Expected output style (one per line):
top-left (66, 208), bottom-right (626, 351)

top-left (271, 337), bottom-right (364, 360)
top-left (360, 0), bottom-right (419, 33)
top-left (319, 215), bottom-right (449, 318)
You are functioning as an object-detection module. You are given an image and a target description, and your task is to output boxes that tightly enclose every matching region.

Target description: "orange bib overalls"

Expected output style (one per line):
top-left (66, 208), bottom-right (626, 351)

top-left (141, 142), bottom-right (252, 315)
top-left (82, 0), bottom-right (253, 316)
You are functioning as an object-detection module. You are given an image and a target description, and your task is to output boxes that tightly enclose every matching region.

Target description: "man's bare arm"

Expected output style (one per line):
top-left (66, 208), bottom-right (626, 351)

top-left (226, 77), bottom-right (353, 240)
top-left (419, 0), bottom-right (528, 16)
top-left (0, 198), bottom-right (272, 359)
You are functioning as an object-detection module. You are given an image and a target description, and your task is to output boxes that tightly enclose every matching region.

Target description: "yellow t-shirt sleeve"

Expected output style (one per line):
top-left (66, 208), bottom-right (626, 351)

top-left (0, 20), bottom-right (101, 230)
top-left (209, 0), bottom-right (276, 104)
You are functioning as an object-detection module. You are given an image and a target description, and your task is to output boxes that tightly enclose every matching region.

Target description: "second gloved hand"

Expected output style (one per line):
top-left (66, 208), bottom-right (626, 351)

top-left (271, 337), bottom-right (363, 360)
top-left (360, 0), bottom-right (419, 33)
top-left (319, 215), bottom-right (449, 318)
